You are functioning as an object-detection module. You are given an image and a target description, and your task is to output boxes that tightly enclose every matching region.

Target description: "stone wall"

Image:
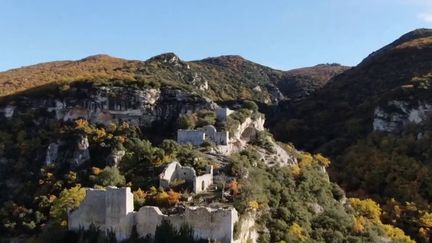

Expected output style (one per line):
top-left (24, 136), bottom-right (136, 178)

top-left (177, 125), bottom-right (229, 146)
top-left (201, 125), bottom-right (229, 145)
top-left (68, 187), bottom-right (242, 243)
top-left (135, 206), bottom-right (238, 243)
top-left (159, 161), bottom-right (213, 193)
top-left (216, 107), bottom-right (234, 121)
top-left (68, 189), bottom-right (107, 230)
top-left (193, 166), bottom-right (214, 193)
top-left (177, 130), bottom-right (205, 146)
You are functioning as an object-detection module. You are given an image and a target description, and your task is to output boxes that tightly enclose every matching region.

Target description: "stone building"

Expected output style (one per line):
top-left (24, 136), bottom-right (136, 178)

top-left (177, 125), bottom-right (229, 146)
top-left (176, 107), bottom-right (232, 146)
top-left (68, 187), bottom-right (240, 243)
top-left (159, 161), bottom-right (213, 193)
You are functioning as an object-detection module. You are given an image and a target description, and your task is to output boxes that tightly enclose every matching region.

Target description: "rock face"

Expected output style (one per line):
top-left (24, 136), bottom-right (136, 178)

top-left (70, 135), bottom-right (90, 168)
top-left (0, 85), bottom-right (217, 128)
top-left (44, 142), bottom-right (60, 165)
top-left (373, 100), bottom-right (432, 132)
top-left (106, 150), bottom-right (126, 167)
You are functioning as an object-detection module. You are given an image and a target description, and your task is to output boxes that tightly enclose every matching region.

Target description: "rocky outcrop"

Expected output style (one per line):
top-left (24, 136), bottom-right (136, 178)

top-left (0, 85), bottom-right (217, 128)
top-left (45, 142), bottom-right (60, 165)
top-left (373, 100), bottom-right (432, 132)
top-left (106, 150), bottom-right (126, 167)
top-left (70, 135), bottom-right (90, 168)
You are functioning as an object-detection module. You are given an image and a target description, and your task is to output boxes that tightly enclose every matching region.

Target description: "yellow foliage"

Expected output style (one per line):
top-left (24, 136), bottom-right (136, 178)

top-left (65, 171), bottom-right (77, 183)
top-left (94, 128), bottom-right (107, 141)
top-left (420, 212), bottom-right (432, 228)
top-left (74, 119), bottom-right (92, 134)
top-left (419, 227), bottom-right (430, 240)
top-left (133, 188), bottom-right (146, 200)
top-left (107, 123), bottom-right (117, 132)
top-left (148, 186), bottom-right (158, 196)
top-left (382, 224), bottom-right (415, 243)
top-left (290, 164), bottom-right (301, 178)
top-left (155, 190), bottom-right (169, 204)
top-left (352, 216), bottom-right (366, 233)
top-left (313, 153), bottom-right (331, 167)
top-left (167, 190), bottom-right (181, 205)
top-left (49, 194), bottom-right (57, 203)
top-left (119, 122), bottom-right (130, 130)
top-left (75, 119), bottom-right (89, 129)
top-left (91, 167), bottom-right (102, 175)
top-left (288, 223), bottom-right (307, 242)
top-left (349, 198), bottom-right (382, 224)
top-left (50, 185), bottom-right (86, 226)
top-left (115, 135), bottom-right (126, 144)
top-left (248, 200), bottom-right (259, 210)
top-left (299, 152), bottom-right (313, 168)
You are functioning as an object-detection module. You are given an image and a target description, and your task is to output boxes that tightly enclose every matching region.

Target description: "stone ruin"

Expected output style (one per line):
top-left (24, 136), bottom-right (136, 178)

top-left (177, 125), bottom-right (229, 146)
top-left (68, 187), bottom-right (239, 243)
top-left (176, 107), bottom-right (233, 146)
top-left (159, 161), bottom-right (213, 193)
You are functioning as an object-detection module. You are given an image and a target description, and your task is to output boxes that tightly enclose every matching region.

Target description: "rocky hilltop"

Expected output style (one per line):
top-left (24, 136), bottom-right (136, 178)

top-left (0, 52), bottom-right (346, 104)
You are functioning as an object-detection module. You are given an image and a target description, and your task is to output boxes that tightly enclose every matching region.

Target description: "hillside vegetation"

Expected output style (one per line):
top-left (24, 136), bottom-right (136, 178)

top-left (271, 28), bottom-right (432, 241)
top-left (0, 53), bottom-right (346, 103)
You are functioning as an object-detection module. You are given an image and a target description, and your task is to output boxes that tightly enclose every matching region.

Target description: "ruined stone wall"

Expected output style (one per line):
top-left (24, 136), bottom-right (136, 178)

top-left (159, 161), bottom-right (213, 193)
top-left (178, 125), bottom-right (229, 146)
top-left (193, 166), bottom-right (213, 193)
top-left (214, 131), bottom-right (229, 145)
top-left (68, 189), bottom-right (108, 230)
top-left (69, 187), bottom-right (243, 243)
top-left (135, 206), bottom-right (238, 243)
top-left (159, 162), bottom-right (196, 188)
top-left (216, 107), bottom-right (234, 121)
top-left (68, 187), bottom-right (135, 241)
top-left (105, 187), bottom-right (134, 241)
top-left (200, 125), bottom-right (229, 145)
top-left (177, 130), bottom-right (205, 146)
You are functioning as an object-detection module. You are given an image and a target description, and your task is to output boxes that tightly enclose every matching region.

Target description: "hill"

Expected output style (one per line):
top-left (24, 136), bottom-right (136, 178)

top-left (0, 53), bottom-right (346, 103)
top-left (271, 28), bottom-right (432, 241)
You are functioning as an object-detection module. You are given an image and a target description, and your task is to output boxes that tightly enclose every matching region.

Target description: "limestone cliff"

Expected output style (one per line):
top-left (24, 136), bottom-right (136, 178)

top-left (373, 100), bottom-right (432, 132)
top-left (0, 84), bottom-right (217, 128)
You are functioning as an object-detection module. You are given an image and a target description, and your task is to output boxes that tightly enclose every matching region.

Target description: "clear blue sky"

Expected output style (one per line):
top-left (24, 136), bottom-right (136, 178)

top-left (0, 0), bottom-right (431, 71)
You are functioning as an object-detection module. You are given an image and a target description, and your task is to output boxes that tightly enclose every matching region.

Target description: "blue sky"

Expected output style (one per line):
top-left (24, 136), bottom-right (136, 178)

top-left (0, 0), bottom-right (431, 71)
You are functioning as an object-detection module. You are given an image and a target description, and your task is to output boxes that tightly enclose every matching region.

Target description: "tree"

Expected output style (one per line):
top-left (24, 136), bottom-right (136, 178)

top-left (154, 219), bottom-right (177, 243)
top-left (92, 167), bottom-right (126, 187)
top-left (50, 185), bottom-right (86, 226)
top-left (287, 223), bottom-right (307, 242)
top-left (177, 114), bottom-right (196, 129)
top-left (314, 153), bottom-right (331, 167)
top-left (349, 198), bottom-right (381, 224)
top-left (243, 100), bottom-right (259, 112)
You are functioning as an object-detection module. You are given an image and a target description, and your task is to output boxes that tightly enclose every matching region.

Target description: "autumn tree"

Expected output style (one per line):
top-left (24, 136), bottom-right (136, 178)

top-left (49, 185), bottom-right (86, 226)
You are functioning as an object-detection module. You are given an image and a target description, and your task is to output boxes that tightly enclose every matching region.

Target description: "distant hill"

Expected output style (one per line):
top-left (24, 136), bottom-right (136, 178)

top-left (0, 53), bottom-right (346, 103)
top-left (272, 28), bottom-right (432, 153)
